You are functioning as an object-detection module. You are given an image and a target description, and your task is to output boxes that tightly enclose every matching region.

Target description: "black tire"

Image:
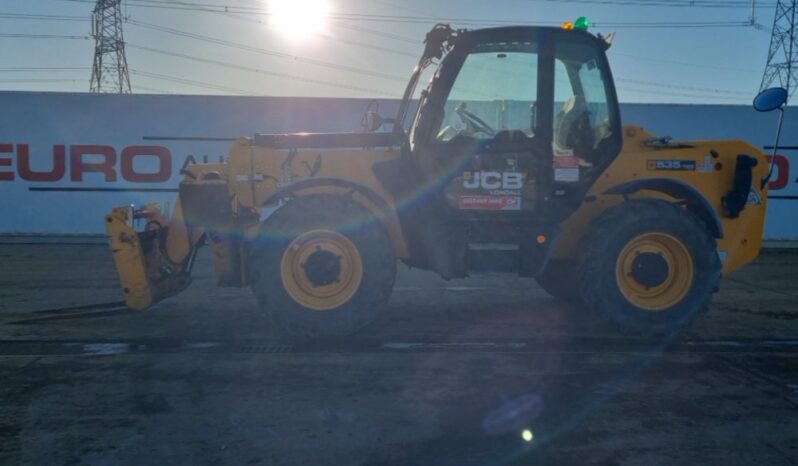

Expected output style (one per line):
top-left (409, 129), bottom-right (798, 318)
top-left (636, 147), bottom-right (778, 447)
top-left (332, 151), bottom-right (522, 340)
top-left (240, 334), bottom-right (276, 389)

top-left (577, 199), bottom-right (721, 337)
top-left (536, 260), bottom-right (582, 303)
top-left (249, 195), bottom-right (396, 339)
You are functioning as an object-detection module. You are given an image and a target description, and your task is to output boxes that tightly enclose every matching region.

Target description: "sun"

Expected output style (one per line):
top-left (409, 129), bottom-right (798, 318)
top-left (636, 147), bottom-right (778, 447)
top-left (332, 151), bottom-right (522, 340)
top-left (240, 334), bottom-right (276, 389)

top-left (268, 0), bottom-right (331, 41)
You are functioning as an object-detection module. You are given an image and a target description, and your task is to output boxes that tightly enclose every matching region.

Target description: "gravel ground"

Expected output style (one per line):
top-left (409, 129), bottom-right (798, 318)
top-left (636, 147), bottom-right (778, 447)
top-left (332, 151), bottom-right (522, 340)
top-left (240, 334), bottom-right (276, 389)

top-left (0, 244), bottom-right (796, 465)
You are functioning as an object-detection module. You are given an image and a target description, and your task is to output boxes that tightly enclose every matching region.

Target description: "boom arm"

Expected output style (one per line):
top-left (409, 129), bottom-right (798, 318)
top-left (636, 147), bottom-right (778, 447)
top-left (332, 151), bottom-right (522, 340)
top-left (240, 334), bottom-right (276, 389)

top-left (395, 24), bottom-right (460, 129)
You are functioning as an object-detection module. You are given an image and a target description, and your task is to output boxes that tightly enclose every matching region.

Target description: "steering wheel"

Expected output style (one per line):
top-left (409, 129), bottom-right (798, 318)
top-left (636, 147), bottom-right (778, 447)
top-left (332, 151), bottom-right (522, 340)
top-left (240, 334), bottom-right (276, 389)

top-left (456, 103), bottom-right (495, 137)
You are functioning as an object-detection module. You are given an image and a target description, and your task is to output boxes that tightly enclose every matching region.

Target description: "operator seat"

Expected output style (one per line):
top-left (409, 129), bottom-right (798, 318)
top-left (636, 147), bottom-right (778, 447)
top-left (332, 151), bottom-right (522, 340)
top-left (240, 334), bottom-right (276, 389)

top-left (554, 96), bottom-right (594, 158)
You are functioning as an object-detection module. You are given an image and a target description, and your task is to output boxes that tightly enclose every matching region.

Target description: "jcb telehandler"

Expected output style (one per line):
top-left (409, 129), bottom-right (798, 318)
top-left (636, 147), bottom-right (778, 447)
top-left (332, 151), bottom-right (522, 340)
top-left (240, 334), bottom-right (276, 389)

top-left (106, 22), bottom-right (783, 338)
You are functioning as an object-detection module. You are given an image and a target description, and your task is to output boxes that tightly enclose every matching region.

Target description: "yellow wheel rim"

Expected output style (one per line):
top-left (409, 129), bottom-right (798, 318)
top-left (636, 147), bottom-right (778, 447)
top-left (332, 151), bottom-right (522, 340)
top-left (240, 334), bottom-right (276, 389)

top-left (615, 232), bottom-right (694, 312)
top-left (280, 230), bottom-right (363, 311)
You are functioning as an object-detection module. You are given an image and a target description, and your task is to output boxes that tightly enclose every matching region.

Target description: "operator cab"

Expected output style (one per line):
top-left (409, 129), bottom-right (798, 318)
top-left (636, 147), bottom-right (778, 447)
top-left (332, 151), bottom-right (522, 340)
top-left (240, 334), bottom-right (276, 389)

top-left (372, 23), bottom-right (622, 277)
top-left (408, 25), bottom-right (622, 222)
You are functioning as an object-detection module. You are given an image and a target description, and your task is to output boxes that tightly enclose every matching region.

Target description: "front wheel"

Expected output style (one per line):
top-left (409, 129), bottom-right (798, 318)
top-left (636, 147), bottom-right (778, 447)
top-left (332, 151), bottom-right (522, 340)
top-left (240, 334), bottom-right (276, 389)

top-left (249, 195), bottom-right (396, 339)
top-left (536, 260), bottom-right (582, 303)
top-left (578, 199), bottom-right (721, 337)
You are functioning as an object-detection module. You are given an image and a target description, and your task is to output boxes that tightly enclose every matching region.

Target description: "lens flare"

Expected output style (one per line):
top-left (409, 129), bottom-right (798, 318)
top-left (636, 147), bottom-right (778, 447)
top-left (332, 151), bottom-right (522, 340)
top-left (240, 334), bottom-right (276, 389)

top-left (521, 429), bottom-right (534, 442)
top-left (268, 0), bottom-right (331, 40)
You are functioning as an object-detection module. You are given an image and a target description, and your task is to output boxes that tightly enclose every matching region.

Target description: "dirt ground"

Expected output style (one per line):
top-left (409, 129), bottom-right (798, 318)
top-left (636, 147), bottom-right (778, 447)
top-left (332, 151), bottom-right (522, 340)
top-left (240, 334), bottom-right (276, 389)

top-left (0, 243), bottom-right (796, 465)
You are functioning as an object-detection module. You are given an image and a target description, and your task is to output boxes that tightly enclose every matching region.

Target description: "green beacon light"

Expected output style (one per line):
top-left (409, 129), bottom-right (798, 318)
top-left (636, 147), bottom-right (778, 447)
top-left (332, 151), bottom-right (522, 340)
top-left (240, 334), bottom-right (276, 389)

top-left (574, 16), bottom-right (590, 31)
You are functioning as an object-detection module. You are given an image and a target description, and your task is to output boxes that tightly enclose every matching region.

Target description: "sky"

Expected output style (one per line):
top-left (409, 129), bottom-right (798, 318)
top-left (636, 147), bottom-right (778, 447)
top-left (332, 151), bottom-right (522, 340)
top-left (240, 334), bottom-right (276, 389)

top-left (0, 0), bottom-right (782, 104)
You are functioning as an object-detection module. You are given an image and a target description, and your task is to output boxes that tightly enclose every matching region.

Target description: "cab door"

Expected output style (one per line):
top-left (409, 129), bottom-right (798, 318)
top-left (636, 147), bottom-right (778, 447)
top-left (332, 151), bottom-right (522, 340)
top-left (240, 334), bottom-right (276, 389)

top-left (411, 32), bottom-right (548, 219)
top-left (544, 31), bottom-right (623, 220)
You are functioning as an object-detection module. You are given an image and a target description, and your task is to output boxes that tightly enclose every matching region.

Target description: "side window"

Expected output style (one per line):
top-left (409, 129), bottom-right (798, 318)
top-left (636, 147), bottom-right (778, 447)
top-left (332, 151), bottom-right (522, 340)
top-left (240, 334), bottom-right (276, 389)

top-left (436, 43), bottom-right (539, 141)
top-left (553, 40), bottom-right (614, 159)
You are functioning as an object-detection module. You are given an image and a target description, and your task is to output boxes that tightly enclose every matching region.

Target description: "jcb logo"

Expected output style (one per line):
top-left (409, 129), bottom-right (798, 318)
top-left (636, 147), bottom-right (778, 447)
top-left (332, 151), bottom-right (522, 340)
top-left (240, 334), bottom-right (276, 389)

top-left (463, 171), bottom-right (523, 190)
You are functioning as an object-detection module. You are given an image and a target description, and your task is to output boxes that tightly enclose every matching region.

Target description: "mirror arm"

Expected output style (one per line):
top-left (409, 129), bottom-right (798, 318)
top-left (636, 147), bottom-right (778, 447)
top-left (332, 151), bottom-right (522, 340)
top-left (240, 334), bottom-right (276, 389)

top-left (762, 106), bottom-right (786, 189)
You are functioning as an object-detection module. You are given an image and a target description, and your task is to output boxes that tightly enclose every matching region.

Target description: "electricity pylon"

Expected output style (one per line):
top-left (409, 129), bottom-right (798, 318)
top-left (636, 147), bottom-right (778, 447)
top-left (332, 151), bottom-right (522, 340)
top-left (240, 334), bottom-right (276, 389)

top-left (89, 0), bottom-right (131, 93)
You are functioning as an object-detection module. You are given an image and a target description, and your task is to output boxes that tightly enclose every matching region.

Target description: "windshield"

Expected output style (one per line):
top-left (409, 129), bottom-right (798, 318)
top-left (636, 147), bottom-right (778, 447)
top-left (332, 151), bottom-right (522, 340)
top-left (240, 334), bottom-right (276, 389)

top-left (434, 42), bottom-right (539, 142)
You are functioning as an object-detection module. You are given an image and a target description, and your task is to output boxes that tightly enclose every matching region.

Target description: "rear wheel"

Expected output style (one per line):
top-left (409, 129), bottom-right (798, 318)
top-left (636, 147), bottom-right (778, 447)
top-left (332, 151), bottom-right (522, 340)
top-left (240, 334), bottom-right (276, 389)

top-left (578, 199), bottom-right (721, 337)
top-left (249, 195), bottom-right (396, 339)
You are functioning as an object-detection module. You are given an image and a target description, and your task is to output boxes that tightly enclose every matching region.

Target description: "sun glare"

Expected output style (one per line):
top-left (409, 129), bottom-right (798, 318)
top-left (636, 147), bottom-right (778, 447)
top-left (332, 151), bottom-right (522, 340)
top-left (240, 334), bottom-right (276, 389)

top-left (269, 0), bottom-right (331, 41)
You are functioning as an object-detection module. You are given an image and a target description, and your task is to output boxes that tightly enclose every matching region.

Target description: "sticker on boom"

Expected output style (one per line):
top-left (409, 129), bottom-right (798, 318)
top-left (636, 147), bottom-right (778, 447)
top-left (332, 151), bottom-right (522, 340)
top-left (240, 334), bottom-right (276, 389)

top-left (647, 160), bottom-right (696, 171)
top-left (747, 187), bottom-right (763, 206)
top-left (459, 196), bottom-right (521, 211)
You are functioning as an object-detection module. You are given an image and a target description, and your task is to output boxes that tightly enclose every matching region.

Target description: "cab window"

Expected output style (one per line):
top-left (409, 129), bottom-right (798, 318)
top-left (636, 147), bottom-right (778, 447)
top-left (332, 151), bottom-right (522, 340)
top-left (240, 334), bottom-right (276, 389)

top-left (434, 42), bottom-right (539, 142)
top-left (553, 38), bottom-right (617, 160)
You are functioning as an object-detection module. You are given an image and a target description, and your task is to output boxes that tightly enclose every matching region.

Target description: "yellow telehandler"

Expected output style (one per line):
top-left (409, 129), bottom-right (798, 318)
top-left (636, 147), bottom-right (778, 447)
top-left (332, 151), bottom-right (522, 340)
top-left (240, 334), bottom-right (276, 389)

top-left (106, 23), bottom-right (783, 338)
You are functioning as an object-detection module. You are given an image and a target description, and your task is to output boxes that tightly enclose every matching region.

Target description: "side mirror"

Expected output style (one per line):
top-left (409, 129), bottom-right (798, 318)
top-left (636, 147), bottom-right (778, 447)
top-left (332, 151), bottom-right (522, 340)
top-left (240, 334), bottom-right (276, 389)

top-left (756, 87), bottom-right (789, 189)
top-left (753, 87), bottom-right (788, 112)
top-left (364, 111), bottom-right (384, 132)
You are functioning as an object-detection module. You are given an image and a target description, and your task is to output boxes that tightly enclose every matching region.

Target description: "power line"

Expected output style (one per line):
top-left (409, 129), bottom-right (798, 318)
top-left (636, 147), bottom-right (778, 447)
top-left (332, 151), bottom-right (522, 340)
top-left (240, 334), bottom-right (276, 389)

top-left (328, 21), bottom-right (420, 44)
top-left (620, 87), bottom-right (745, 101)
top-left (216, 13), bottom-right (421, 54)
top-left (592, 20), bottom-right (752, 28)
top-left (0, 33), bottom-right (91, 40)
top-left (521, 0), bottom-right (776, 7)
top-left (126, 19), bottom-right (407, 82)
top-left (10, 2), bottom-right (760, 101)
top-left (0, 13), bottom-right (89, 22)
top-left (315, 28), bottom-right (419, 57)
top-left (5, 6), bottom-right (754, 64)
top-left (0, 9), bottom-right (420, 58)
top-left (615, 77), bottom-right (751, 95)
top-left (610, 52), bottom-right (760, 73)
top-left (198, 0), bottom-right (421, 42)
top-left (126, 43), bottom-right (396, 96)
top-left (233, 0), bottom-right (776, 7)
top-left (0, 67), bottom-right (91, 72)
top-left (0, 79), bottom-right (82, 84)
top-left (119, 5), bottom-right (757, 97)
top-left (135, 85), bottom-right (174, 94)
top-left (130, 69), bottom-right (255, 94)
top-left (0, 63), bottom-right (750, 97)
top-left (0, 31), bottom-right (752, 100)
top-left (52, 0), bottom-right (760, 28)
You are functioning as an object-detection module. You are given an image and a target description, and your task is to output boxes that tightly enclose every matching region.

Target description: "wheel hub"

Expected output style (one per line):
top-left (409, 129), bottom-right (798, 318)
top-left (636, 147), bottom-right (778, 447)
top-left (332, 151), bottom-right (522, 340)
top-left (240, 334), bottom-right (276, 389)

top-left (615, 232), bottom-right (695, 312)
top-left (280, 230), bottom-right (364, 311)
top-left (630, 252), bottom-right (670, 288)
top-left (302, 248), bottom-right (342, 287)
